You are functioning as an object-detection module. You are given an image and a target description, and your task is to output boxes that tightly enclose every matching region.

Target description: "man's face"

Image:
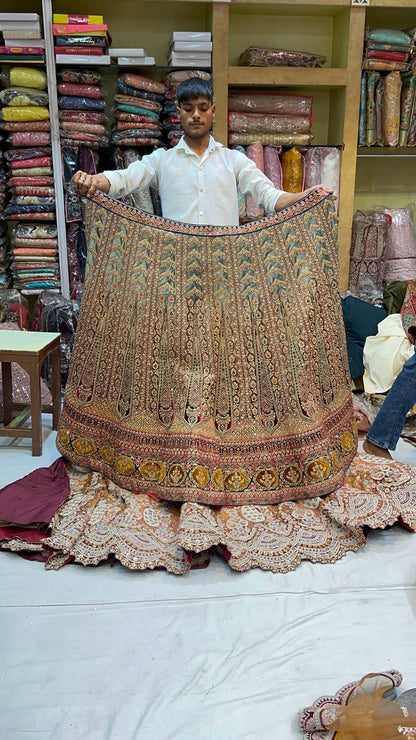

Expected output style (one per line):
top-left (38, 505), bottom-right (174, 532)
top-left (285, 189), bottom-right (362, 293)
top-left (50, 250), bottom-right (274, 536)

top-left (177, 96), bottom-right (215, 140)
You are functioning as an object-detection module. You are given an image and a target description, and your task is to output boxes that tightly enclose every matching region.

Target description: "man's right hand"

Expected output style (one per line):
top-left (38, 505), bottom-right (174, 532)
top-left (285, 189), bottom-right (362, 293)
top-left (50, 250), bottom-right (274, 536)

top-left (72, 170), bottom-right (111, 197)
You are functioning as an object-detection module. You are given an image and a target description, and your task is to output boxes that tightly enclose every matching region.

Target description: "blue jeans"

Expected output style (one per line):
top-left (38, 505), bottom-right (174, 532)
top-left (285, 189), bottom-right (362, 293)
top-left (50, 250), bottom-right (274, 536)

top-left (367, 350), bottom-right (416, 450)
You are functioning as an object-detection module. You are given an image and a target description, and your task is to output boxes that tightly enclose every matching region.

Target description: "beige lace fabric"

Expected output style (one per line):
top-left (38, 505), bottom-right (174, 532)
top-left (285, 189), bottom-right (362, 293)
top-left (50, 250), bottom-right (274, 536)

top-left (4, 451), bottom-right (410, 573)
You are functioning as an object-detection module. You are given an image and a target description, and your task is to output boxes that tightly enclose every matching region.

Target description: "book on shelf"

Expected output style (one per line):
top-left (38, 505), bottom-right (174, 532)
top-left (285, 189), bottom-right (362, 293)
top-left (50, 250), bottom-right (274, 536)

top-left (0, 45), bottom-right (44, 55)
top-left (116, 56), bottom-right (156, 65)
top-left (53, 14), bottom-right (104, 25)
top-left (109, 47), bottom-right (146, 57)
top-left (4, 37), bottom-right (45, 47)
top-left (171, 31), bottom-right (211, 42)
top-left (171, 40), bottom-right (212, 52)
top-left (54, 46), bottom-right (104, 56)
top-left (55, 53), bottom-right (111, 65)
top-left (2, 29), bottom-right (43, 40)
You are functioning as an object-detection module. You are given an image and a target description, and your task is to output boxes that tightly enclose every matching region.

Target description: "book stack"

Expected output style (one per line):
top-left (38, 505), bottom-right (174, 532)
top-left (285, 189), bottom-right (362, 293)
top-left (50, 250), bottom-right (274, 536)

top-left (109, 48), bottom-right (156, 66)
top-left (0, 13), bottom-right (44, 63)
top-left (53, 14), bottom-right (112, 65)
top-left (168, 31), bottom-right (212, 68)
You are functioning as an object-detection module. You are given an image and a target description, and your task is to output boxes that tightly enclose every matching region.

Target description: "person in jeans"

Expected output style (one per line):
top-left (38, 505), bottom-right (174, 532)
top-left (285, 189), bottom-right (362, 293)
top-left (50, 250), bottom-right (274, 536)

top-left (364, 351), bottom-right (416, 459)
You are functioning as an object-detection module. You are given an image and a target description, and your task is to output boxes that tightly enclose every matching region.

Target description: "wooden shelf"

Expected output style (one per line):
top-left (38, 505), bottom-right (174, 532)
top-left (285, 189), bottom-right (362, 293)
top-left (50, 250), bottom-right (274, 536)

top-left (228, 67), bottom-right (348, 87)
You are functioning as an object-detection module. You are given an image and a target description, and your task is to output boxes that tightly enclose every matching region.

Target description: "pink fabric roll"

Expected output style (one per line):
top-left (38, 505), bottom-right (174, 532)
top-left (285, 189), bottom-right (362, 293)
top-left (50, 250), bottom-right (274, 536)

top-left (263, 145), bottom-right (283, 190)
top-left (245, 143), bottom-right (265, 219)
top-left (8, 131), bottom-right (50, 147)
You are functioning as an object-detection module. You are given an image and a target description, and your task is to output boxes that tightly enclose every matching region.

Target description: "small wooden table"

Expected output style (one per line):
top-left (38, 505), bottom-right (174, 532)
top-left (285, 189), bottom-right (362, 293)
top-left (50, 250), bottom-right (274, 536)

top-left (0, 330), bottom-right (61, 456)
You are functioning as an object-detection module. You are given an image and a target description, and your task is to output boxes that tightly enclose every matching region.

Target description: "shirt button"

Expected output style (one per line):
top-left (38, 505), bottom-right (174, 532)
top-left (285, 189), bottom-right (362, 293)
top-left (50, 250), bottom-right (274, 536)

top-left (199, 211), bottom-right (203, 216)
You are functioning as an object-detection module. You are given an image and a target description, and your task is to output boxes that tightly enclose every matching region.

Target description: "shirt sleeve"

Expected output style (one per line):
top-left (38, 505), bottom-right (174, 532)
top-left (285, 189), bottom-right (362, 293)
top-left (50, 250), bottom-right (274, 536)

top-left (231, 150), bottom-right (285, 213)
top-left (102, 150), bottom-right (160, 199)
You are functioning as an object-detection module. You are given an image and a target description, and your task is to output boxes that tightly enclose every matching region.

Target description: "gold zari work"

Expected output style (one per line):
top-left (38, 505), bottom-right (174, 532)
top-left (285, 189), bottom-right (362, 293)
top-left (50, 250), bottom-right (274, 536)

top-left (57, 190), bottom-right (356, 505)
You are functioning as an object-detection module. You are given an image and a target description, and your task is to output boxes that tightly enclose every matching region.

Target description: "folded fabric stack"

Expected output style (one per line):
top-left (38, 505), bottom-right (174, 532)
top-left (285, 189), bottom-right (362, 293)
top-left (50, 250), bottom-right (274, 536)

top-left (57, 67), bottom-right (109, 148)
top-left (363, 27), bottom-right (413, 72)
top-left (9, 222), bottom-right (59, 293)
top-left (0, 65), bottom-right (60, 292)
top-left (161, 69), bottom-right (211, 147)
top-left (53, 14), bottom-right (111, 65)
top-left (239, 45), bottom-right (326, 68)
top-left (0, 153), bottom-right (10, 288)
top-left (359, 68), bottom-right (416, 147)
top-left (112, 72), bottom-right (164, 147)
top-left (228, 91), bottom-right (314, 146)
top-left (168, 31), bottom-right (212, 68)
top-left (0, 12), bottom-right (44, 63)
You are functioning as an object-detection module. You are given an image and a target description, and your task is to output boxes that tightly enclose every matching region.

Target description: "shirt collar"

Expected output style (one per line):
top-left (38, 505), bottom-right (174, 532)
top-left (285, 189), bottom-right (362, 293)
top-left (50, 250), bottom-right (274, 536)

top-left (176, 135), bottom-right (223, 156)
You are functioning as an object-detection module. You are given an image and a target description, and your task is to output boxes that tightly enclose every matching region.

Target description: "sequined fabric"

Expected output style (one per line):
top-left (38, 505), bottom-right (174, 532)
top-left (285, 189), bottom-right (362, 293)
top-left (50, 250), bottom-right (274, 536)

top-left (57, 190), bottom-right (356, 505)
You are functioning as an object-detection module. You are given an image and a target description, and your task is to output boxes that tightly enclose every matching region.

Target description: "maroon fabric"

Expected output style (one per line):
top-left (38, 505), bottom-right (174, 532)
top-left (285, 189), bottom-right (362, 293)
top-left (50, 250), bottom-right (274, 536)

top-left (0, 457), bottom-right (69, 525)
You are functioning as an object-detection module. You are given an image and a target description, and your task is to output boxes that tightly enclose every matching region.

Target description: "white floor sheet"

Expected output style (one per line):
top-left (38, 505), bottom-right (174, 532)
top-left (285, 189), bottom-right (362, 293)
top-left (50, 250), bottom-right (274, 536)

top-left (1, 420), bottom-right (415, 739)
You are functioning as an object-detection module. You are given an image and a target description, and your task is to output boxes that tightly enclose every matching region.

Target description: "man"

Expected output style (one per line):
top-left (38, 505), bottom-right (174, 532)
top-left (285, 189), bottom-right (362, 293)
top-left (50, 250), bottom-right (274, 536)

top-left (73, 77), bottom-right (331, 224)
top-left (363, 351), bottom-right (416, 459)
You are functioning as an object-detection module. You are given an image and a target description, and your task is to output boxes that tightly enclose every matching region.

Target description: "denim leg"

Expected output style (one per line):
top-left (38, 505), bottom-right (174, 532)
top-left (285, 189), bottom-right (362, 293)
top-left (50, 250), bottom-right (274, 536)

top-left (366, 351), bottom-right (416, 450)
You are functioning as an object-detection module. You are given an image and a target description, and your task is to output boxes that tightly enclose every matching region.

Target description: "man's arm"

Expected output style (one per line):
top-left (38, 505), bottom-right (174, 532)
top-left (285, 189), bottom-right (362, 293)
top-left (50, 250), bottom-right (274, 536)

top-left (274, 185), bottom-right (333, 211)
top-left (72, 171), bottom-right (110, 197)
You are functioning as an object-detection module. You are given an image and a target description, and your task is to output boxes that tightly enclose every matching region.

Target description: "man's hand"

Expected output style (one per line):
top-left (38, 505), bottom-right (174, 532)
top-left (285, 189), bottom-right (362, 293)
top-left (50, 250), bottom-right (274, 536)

top-left (72, 170), bottom-right (111, 197)
top-left (275, 183), bottom-right (334, 212)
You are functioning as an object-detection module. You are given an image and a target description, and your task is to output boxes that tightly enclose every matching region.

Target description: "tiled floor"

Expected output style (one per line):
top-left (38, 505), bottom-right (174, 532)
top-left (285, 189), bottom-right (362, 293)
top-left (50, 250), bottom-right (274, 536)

top-left (0, 418), bottom-right (415, 739)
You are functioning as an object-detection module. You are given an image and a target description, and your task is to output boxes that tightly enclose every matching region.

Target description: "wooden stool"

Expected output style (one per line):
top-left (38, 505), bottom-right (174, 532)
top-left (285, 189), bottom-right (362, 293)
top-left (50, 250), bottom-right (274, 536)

top-left (0, 330), bottom-right (61, 456)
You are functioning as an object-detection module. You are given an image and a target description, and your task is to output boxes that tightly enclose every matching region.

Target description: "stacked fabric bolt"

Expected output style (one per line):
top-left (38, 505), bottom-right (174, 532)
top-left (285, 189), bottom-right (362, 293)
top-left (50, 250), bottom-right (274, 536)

top-left (0, 66), bottom-right (60, 291)
top-left (161, 69), bottom-right (211, 147)
top-left (57, 67), bottom-right (108, 148)
top-left (358, 68), bottom-right (416, 147)
top-left (0, 152), bottom-right (11, 288)
top-left (362, 27), bottom-right (413, 72)
top-left (228, 91), bottom-right (314, 146)
top-left (9, 222), bottom-right (59, 292)
top-left (111, 72), bottom-right (164, 147)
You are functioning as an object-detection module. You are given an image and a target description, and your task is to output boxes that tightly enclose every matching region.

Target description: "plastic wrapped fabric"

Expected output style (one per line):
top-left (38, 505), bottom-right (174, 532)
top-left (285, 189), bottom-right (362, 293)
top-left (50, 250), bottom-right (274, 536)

top-left (13, 223), bottom-right (57, 239)
top-left (367, 40), bottom-right (412, 53)
top-left (366, 28), bottom-right (413, 46)
top-left (66, 222), bottom-right (83, 293)
top-left (14, 237), bottom-right (57, 247)
top-left (110, 136), bottom-right (162, 147)
top-left (365, 71), bottom-right (380, 146)
top-left (228, 92), bottom-right (312, 116)
top-left (58, 109), bottom-right (107, 123)
top-left (244, 142), bottom-right (264, 220)
top-left (11, 167), bottom-right (52, 177)
top-left (365, 49), bottom-right (409, 62)
top-left (8, 176), bottom-right (54, 187)
top-left (61, 131), bottom-right (108, 144)
top-left (0, 106), bottom-right (49, 121)
top-left (303, 147), bottom-right (341, 209)
top-left (13, 248), bottom-right (58, 256)
top-left (0, 66), bottom-right (47, 90)
top-left (399, 73), bottom-right (416, 147)
top-left (58, 68), bottom-right (102, 85)
top-left (163, 69), bottom-right (211, 88)
top-left (7, 211), bottom-right (55, 221)
top-left (116, 80), bottom-right (164, 103)
top-left (384, 207), bottom-right (416, 281)
top-left (239, 46), bottom-right (326, 68)
top-left (382, 71), bottom-right (402, 146)
top-left (114, 95), bottom-right (161, 112)
top-left (349, 210), bottom-right (391, 293)
top-left (229, 132), bottom-right (313, 146)
top-left (119, 73), bottom-right (165, 95)
top-left (58, 96), bottom-right (105, 111)
top-left (77, 145), bottom-right (99, 176)
top-left (57, 82), bottom-right (103, 99)
top-left (0, 87), bottom-right (49, 107)
top-left (11, 157), bottom-right (51, 169)
top-left (116, 121), bottom-right (160, 132)
top-left (375, 74), bottom-right (385, 145)
top-left (5, 203), bottom-right (55, 215)
top-left (0, 120), bottom-right (50, 132)
top-left (358, 72), bottom-right (367, 146)
top-left (228, 111), bottom-right (311, 134)
top-left (116, 103), bottom-right (160, 118)
top-left (362, 59), bottom-right (410, 72)
top-left (112, 129), bottom-right (161, 143)
top-left (281, 147), bottom-right (303, 192)
top-left (13, 196), bottom-right (55, 206)
top-left (4, 146), bottom-right (51, 162)
top-left (116, 110), bottom-right (158, 124)
top-left (60, 121), bottom-right (106, 135)
top-left (33, 291), bottom-right (80, 387)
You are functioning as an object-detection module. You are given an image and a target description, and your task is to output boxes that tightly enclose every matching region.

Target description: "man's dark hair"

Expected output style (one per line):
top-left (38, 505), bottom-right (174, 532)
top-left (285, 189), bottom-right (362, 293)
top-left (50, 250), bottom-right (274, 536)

top-left (176, 77), bottom-right (214, 105)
